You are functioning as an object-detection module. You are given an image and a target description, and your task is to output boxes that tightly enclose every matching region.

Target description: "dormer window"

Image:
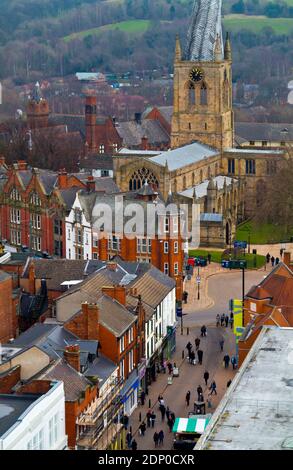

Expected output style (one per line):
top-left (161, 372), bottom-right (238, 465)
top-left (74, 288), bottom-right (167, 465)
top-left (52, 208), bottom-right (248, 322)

top-left (30, 192), bottom-right (41, 206)
top-left (10, 188), bottom-right (21, 201)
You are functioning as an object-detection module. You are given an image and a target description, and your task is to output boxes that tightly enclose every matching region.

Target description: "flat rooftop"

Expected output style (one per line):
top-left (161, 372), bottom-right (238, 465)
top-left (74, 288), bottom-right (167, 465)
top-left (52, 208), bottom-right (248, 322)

top-left (0, 394), bottom-right (40, 438)
top-left (196, 327), bottom-right (293, 450)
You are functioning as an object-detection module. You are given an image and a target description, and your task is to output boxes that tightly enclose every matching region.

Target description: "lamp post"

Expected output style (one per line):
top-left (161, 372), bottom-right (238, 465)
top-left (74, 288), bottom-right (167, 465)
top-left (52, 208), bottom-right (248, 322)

top-left (197, 266), bottom-right (200, 300)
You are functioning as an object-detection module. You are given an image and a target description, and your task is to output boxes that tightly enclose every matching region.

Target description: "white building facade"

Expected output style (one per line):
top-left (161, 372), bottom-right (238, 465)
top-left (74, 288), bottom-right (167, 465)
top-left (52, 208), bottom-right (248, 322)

top-left (65, 193), bottom-right (92, 261)
top-left (0, 381), bottom-right (67, 450)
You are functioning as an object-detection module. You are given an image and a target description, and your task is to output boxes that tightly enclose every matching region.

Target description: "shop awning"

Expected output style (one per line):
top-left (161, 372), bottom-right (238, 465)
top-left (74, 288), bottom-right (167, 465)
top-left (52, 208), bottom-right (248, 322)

top-left (172, 417), bottom-right (210, 434)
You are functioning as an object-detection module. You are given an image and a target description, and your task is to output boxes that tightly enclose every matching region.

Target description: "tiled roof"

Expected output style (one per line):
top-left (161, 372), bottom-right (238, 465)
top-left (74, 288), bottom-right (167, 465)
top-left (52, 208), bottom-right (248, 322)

top-left (116, 120), bottom-right (169, 147)
top-left (22, 258), bottom-right (89, 291)
top-left (96, 295), bottom-right (136, 336)
top-left (38, 359), bottom-right (94, 402)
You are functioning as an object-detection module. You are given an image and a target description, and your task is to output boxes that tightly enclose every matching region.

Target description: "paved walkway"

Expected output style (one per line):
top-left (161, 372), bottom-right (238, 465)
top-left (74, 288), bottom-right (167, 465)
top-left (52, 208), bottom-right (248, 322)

top-left (128, 323), bottom-right (236, 450)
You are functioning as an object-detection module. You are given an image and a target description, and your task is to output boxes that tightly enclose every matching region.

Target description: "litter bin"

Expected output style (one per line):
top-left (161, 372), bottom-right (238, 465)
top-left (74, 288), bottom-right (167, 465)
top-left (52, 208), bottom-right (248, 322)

top-left (168, 376), bottom-right (173, 385)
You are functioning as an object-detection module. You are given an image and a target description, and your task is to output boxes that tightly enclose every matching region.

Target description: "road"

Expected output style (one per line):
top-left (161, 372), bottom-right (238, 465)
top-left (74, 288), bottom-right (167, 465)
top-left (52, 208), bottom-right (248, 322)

top-left (184, 269), bottom-right (266, 326)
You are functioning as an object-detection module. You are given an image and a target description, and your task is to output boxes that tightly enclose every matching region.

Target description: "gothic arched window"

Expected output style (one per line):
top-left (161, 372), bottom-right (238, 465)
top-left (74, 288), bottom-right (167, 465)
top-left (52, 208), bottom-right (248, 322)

top-left (129, 168), bottom-right (159, 191)
top-left (188, 82), bottom-right (196, 106)
top-left (200, 83), bottom-right (208, 105)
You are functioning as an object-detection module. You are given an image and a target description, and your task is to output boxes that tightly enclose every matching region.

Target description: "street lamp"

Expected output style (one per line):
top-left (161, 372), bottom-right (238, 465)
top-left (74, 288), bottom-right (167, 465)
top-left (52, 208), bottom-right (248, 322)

top-left (197, 266), bottom-right (201, 300)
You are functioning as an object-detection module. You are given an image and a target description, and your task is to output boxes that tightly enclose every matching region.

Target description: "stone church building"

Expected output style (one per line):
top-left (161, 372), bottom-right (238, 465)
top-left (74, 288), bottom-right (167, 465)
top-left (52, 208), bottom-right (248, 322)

top-left (113, 0), bottom-right (285, 247)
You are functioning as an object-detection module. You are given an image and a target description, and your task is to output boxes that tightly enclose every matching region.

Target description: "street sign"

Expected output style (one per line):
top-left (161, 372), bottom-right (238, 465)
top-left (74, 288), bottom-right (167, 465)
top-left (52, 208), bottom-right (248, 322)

top-left (234, 241), bottom-right (247, 249)
top-left (196, 276), bottom-right (201, 284)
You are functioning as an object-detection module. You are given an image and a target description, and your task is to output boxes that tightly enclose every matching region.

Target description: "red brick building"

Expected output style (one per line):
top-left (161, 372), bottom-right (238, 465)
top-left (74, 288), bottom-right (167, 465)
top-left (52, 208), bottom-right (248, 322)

top-left (0, 271), bottom-right (18, 342)
top-left (238, 253), bottom-right (293, 365)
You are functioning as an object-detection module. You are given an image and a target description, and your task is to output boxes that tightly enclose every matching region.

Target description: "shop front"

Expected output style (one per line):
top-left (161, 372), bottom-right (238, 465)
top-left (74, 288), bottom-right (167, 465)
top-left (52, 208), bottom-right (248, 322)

top-left (120, 371), bottom-right (140, 416)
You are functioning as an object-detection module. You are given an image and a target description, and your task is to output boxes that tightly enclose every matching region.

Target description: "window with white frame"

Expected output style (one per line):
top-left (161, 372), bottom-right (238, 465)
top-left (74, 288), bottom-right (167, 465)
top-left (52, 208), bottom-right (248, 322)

top-left (99, 144), bottom-right (105, 154)
top-left (137, 238), bottom-right (151, 254)
top-left (32, 236), bottom-right (41, 252)
top-left (120, 335), bottom-right (125, 353)
top-left (174, 241), bottom-right (178, 254)
top-left (109, 235), bottom-right (121, 251)
top-left (67, 228), bottom-right (71, 240)
top-left (172, 216), bottom-right (179, 234)
top-left (85, 232), bottom-right (89, 245)
top-left (129, 349), bottom-right (134, 372)
top-left (10, 208), bottom-right (21, 224)
top-left (164, 241), bottom-right (169, 254)
top-left (10, 188), bottom-right (21, 201)
top-left (30, 192), bottom-right (41, 206)
top-left (11, 229), bottom-right (21, 245)
top-left (164, 217), bottom-right (169, 233)
top-left (174, 262), bottom-right (179, 276)
top-left (164, 263), bottom-right (169, 275)
top-left (93, 236), bottom-right (98, 248)
top-left (30, 213), bottom-right (41, 230)
top-left (128, 327), bottom-right (134, 344)
top-left (68, 248), bottom-right (71, 259)
top-left (119, 359), bottom-right (124, 379)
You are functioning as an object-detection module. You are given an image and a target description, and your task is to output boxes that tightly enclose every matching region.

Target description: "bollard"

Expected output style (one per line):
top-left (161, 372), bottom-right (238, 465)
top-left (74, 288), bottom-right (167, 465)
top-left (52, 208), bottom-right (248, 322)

top-left (182, 350), bottom-right (184, 359)
top-left (187, 327), bottom-right (189, 335)
top-left (139, 412), bottom-right (142, 422)
top-left (149, 399), bottom-right (151, 408)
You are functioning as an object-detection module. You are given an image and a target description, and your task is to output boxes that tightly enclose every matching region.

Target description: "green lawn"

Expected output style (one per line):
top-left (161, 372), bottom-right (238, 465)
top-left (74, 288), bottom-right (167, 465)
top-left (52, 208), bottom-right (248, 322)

top-left (223, 15), bottom-right (293, 35)
top-left (63, 20), bottom-right (159, 42)
top-left (189, 249), bottom-right (266, 269)
top-left (236, 221), bottom-right (293, 245)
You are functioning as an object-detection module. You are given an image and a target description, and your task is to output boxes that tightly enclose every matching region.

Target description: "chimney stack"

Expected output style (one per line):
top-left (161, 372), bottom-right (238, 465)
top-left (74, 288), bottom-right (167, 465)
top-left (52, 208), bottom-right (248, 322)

top-left (58, 169), bottom-right (68, 189)
top-left (17, 160), bottom-right (28, 171)
top-left (28, 262), bottom-right (36, 295)
top-left (81, 302), bottom-right (100, 341)
top-left (102, 285), bottom-right (126, 306)
top-left (64, 344), bottom-right (80, 372)
top-left (284, 251), bottom-right (291, 268)
top-left (85, 95), bottom-right (97, 152)
top-left (87, 175), bottom-right (96, 192)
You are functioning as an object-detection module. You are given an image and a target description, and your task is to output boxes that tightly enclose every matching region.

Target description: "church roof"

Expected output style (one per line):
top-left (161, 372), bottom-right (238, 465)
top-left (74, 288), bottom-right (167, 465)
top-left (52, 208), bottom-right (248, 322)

top-left (149, 141), bottom-right (219, 171)
top-left (185, 0), bottom-right (223, 62)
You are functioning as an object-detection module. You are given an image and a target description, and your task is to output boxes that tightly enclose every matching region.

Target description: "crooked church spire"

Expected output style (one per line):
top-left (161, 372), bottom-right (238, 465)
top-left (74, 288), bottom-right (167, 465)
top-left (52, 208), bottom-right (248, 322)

top-left (185, 0), bottom-right (223, 62)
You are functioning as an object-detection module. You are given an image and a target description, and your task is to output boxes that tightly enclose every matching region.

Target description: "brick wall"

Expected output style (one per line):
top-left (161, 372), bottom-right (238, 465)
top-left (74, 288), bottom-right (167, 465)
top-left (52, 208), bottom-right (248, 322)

top-left (64, 303), bottom-right (99, 341)
top-left (0, 274), bottom-right (17, 342)
top-left (0, 366), bottom-right (21, 393)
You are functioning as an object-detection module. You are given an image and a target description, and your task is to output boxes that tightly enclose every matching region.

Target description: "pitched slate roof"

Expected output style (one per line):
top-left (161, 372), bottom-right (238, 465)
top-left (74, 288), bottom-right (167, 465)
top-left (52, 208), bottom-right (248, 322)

top-left (116, 120), bottom-right (169, 147)
top-left (38, 359), bottom-right (94, 402)
top-left (22, 258), bottom-right (89, 291)
top-left (235, 122), bottom-right (293, 142)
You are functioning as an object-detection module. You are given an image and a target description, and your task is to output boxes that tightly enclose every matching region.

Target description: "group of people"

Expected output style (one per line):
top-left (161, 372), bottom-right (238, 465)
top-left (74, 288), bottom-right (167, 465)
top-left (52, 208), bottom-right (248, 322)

top-left (216, 313), bottom-right (233, 329)
top-left (136, 394), bottom-right (176, 449)
top-left (186, 339), bottom-right (204, 365)
top-left (223, 354), bottom-right (237, 369)
top-left (266, 253), bottom-right (280, 267)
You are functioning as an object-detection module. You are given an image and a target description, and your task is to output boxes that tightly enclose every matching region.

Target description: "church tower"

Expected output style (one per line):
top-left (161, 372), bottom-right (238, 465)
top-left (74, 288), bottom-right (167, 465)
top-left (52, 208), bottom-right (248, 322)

top-left (171, 0), bottom-right (234, 153)
top-left (26, 82), bottom-right (49, 130)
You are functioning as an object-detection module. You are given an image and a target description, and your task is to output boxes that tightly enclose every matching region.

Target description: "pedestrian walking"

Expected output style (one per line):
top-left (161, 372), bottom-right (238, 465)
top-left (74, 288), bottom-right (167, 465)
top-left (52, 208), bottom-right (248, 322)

top-left (198, 392), bottom-right (204, 402)
top-left (146, 409), bottom-right (152, 428)
top-left (191, 350), bottom-right (196, 364)
top-left (195, 337), bottom-right (200, 350)
top-left (280, 248), bottom-right (284, 258)
top-left (126, 431), bottom-right (132, 449)
top-left (197, 349), bottom-right (203, 365)
top-left (186, 341), bottom-right (192, 355)
top-left (266, 253), bottom-right (271, 264)
top-left (203, 370), bottom-right (209, 386)
top-left (197, 385), bottom-right (203, 401)
top-left (139, 422), bottom-right (146, 436)
top-left (167, 417), bottom-right (173, 432)
top-left (166, 406), bottom-right (170, 421)
top-left (131, 439), bottom-right (138, 451)
top-left (159, 404), bottom-right (166, 421)
top-left (276, 257), bottom-right (280, 265)
top-left (207, 253), bottom-right (212, 264)
top-left (153, 432), bottom-right (159, 448)
top-left (201, 325), bottom-right (207, 337)
top-left (158, 430), bottom-right (164, 446)
top-left (220, 313), bottom-right (225, 326)
top-left (229, 317), bottom-right (233, 329)
top-left (231, 356), bottom-right (237, 370)
top-left (224, 354), bottom-right (230, 368)
top-left (207, 397), bottom-right (212, 409)
top-left (167, 362), bottom-right (173, 374)
top-left (227, 379), bottom-right (232, 388)
top-left (186, 390), bottom-right (191, 406)
top-left (140, 390), bottom-right (146, 406)
top-left (170, 412), bottom-right (175, 423)
top-left (225, 315), bottom-right (229, 327)
top-left (151, 412), bottom-right (156, 428)
top-left (216, 314), bottom-right (220, 327)
top-left (209, 381), bottom-right (217, 395)
top-left (219, 338), bottom-right (224, 352)
top-left (271, 256), bottom-right (275, 267)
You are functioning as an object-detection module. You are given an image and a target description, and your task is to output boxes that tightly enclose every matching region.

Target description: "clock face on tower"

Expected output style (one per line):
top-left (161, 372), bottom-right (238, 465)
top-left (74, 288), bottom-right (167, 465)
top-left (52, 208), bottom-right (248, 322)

top-left (189, 67), bottom-right (204, 83)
